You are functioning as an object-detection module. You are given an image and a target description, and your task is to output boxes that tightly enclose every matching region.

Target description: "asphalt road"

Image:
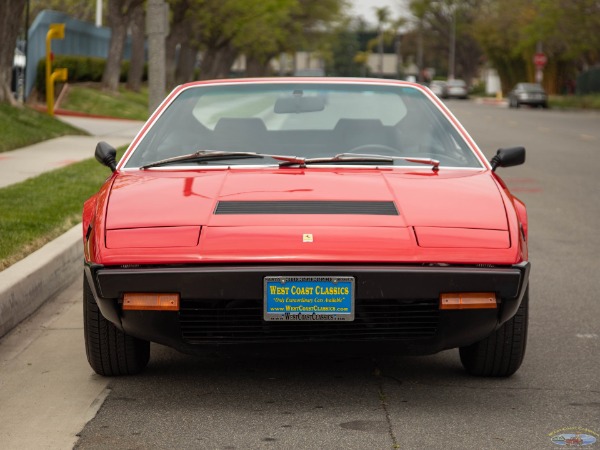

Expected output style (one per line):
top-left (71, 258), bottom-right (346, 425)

top-left (2, 101), bottom-right (599, 450)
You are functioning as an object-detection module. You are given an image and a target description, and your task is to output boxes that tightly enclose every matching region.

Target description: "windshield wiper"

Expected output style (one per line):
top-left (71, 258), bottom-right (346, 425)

top-left (275, 153), bottom-right (392, 167)
top-left (140, 150), bottom-right (266, 169)
top-left (140, 150), bottom-right (440, 171)
top-left (277, 153), bottom-right (440, 171)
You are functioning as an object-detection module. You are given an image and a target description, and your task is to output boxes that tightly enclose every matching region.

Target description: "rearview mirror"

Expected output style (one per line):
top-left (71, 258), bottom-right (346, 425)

top-left (490, 147), bottom-right (525, 171)
top-left (274, 95), bottom-right (326, 114)
top-left (95, 141), bottom-right (117, 172)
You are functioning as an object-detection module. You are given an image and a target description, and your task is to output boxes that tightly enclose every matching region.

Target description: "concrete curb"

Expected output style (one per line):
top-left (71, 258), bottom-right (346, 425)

top-left (0, 225), bottom-right (82, 339)
top-left (475, 97), bottom-right (508, 107)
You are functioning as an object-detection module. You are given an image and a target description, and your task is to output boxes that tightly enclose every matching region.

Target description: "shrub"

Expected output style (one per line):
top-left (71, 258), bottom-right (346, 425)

top-left (36, 55), bottom-right (147, 95)
top-left (576, 67), bottom-right (600, 95)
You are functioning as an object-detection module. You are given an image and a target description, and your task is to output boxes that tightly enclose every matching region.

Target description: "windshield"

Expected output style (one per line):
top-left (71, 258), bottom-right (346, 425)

top-left (124, 82), bottom-right (482, 169)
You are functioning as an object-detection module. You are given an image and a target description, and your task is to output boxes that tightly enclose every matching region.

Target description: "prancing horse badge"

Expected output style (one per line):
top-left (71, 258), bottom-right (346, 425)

top-left (303, 234), bottom-right (313, 243)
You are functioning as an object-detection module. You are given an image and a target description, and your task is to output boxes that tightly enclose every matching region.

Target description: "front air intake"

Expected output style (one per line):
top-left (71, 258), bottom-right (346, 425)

top-left (214, 200), bottom-right (399, 215)
top-left (180, 298), bottom-right (438, 344)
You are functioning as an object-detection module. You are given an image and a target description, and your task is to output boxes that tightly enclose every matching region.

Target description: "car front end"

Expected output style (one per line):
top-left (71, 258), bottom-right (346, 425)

top-left (83, 79), bottom-right (530, 377)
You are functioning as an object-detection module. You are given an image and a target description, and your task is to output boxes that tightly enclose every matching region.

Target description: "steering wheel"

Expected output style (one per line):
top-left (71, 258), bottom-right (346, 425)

top-left (346, 144), bottom-right (401, 156)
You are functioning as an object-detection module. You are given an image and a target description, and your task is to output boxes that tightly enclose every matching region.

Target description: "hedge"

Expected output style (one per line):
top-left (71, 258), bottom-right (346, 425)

top-left (36, 55), bottom-right (148, 94)
top-left (576, 67), bottom-right (600, 95)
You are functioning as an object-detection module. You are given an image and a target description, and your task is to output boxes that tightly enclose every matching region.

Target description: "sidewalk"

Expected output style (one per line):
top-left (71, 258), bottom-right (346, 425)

top-left (0, 115), bottom-right (144, 338)
top-left (0, 115), bottom-right (144, 188)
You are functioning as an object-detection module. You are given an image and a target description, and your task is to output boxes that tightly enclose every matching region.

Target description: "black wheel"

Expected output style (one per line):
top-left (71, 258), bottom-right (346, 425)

top-left (83, 275), bottom-right (150, 376)
top-left (459, 288), bottom-right (528, 377)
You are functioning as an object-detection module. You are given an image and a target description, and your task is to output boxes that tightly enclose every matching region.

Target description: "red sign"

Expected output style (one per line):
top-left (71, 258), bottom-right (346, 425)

top-left (533, 53), bottom-right (547, 68)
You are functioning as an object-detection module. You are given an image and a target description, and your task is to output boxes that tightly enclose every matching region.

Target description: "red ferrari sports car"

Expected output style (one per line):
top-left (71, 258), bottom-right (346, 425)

top-left (84, 78), bottom-right (530, 377)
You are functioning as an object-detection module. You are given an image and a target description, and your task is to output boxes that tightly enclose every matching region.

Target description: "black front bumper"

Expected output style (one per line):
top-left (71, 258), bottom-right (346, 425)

top-left (85, 262), bottom-right (530, 355)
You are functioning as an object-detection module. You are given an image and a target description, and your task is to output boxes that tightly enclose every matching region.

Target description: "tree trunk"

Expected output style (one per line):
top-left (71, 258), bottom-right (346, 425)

top-left (166, 30), bottom-right (191, 88)
top-left (165, 35), bottom-right (179, 89)
top-left (102, 0), bottom-right (143, 92)
top-left (0, 0), bottom-right (27, 105)
top-left (165, 0), bottom-right (191, 89)
top-left (126, 1), bottom-right (145, 92)
top-left (245, 55), bottom-right (272, 77)
top-left (200, 46), bottom-right (237, 80)
top-left (175, 44), bottom-right (197, 85)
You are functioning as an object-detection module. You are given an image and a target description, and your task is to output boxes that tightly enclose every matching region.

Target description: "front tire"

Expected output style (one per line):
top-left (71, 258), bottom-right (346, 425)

top-left (459, 288), bottom-right (529, 377)
top-left (83, 275), bottom-right (150, 376)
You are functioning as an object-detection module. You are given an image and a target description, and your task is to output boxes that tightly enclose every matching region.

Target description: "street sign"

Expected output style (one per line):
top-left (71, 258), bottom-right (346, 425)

top-left (534, 53), bottom-right (547, 68)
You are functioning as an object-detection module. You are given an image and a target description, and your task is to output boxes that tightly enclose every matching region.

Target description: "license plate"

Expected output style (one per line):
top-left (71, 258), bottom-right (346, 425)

top-left (264, 276), bottom-right (355, 321)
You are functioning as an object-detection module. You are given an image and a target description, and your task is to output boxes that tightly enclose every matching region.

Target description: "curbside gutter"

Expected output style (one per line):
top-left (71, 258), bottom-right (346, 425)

top-left (0, 225), bottom-right (82, 339)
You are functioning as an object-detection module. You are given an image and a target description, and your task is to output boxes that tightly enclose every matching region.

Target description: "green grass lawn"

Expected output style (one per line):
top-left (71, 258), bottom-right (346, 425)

top-left (0, 103), bottom-right (86, 153)
top-left (0, 148), bottom-right (125, 270)
top-left (60, 84), bottom-right (149, 121)
top-left (549, 94), bottom-right (600, 110)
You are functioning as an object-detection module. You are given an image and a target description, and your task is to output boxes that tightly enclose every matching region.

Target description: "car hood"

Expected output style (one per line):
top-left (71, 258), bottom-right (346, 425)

top-left (106, 168), bottom-right (506, 230)
top-left (99, 168), bottom-right (518, 264)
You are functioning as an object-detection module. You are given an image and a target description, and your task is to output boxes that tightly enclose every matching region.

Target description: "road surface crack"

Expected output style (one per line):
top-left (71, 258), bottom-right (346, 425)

top-left (373, 363), bottom-right (400, 449)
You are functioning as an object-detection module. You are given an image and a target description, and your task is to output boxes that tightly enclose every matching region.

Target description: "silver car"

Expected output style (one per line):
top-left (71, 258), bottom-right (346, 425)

top-left (508, 83), bottom-right (548, 108)
top-left (446, 79), bottom-right (469, 99)
top-left (429, 80), bottom-right (448, 99)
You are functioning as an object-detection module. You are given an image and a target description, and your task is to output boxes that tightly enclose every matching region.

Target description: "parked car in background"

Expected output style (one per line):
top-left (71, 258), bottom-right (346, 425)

top-left (446, 79), bottom-right (469, 99)
top-left (508, 83), bottom-right (548, 108)
top-left (293, 68), bottom-right (325, 77)
top-left (85, 78), bottom-right (530, 378)
top-left (429, 80), bottom-right (448, 99)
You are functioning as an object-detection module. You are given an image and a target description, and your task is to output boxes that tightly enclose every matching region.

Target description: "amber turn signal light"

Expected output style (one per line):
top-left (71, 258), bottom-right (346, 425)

top-left (123, 293), bottom-right (180, 311)
top-left (440, 293), bottom-right (497, 310)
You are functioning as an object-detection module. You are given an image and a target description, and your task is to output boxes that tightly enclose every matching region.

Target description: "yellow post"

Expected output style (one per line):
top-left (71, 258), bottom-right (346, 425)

top-left (48, 69), bottom-right (68, 114)
top-left (46, 23), bottom-right (66, 116)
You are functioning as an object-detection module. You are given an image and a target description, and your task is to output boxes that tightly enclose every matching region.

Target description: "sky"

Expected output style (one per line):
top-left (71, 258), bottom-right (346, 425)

top-left (349, 0), bottom-right (408, 25)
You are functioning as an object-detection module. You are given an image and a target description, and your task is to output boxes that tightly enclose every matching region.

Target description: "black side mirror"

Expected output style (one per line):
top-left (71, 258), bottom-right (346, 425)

top-left (490, 147), bottom-right (525, 171)
top-left (95, 141), bottom-right (117, 172)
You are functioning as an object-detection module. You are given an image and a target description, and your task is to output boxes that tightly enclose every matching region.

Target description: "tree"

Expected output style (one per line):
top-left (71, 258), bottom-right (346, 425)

top-left (126, 1), bottom-right (146, 92)
top-left (471, 0), bottom-right (600, 94)
top-left (102, 0), bottom-right (144, 92)
top-left (165, 0), bottom-right (206, 88)
top-left (240, 0), bottom-right (345, 77)
top-left (408, 0), bottom-right (482, 83)
top-left (29, 0), bottom-right (96, 22)
top-left (521, 0), bottom-right (600, 92)
top-left (194, 0), bottom-right (297, 79)
top-left (162, 0), bottom-right (344, 83)
top-left (473, 0), bottom-right (534, 92)
top-left (0, 0), bottom-right (27, 104)
top-left (326, 20), bottom-right (363, 77)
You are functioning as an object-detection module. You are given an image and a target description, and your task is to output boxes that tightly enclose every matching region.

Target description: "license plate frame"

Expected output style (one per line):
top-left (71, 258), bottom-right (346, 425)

top-left (263, 276), bottom-right (355, 322)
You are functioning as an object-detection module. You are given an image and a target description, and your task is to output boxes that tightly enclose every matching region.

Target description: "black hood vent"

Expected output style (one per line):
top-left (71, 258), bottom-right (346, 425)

top-left (215, 200), bottom-right (398, 215)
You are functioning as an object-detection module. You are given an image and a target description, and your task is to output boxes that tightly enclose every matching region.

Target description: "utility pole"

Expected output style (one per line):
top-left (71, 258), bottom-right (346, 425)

top-left (147, 0), bottom-right (168, 114)
top-left (417, 19), bottom-right (423, 82)
top-left (448, 5), bottom-right (456, 80)
top-left (95, 0), bottom-right (102, 27)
